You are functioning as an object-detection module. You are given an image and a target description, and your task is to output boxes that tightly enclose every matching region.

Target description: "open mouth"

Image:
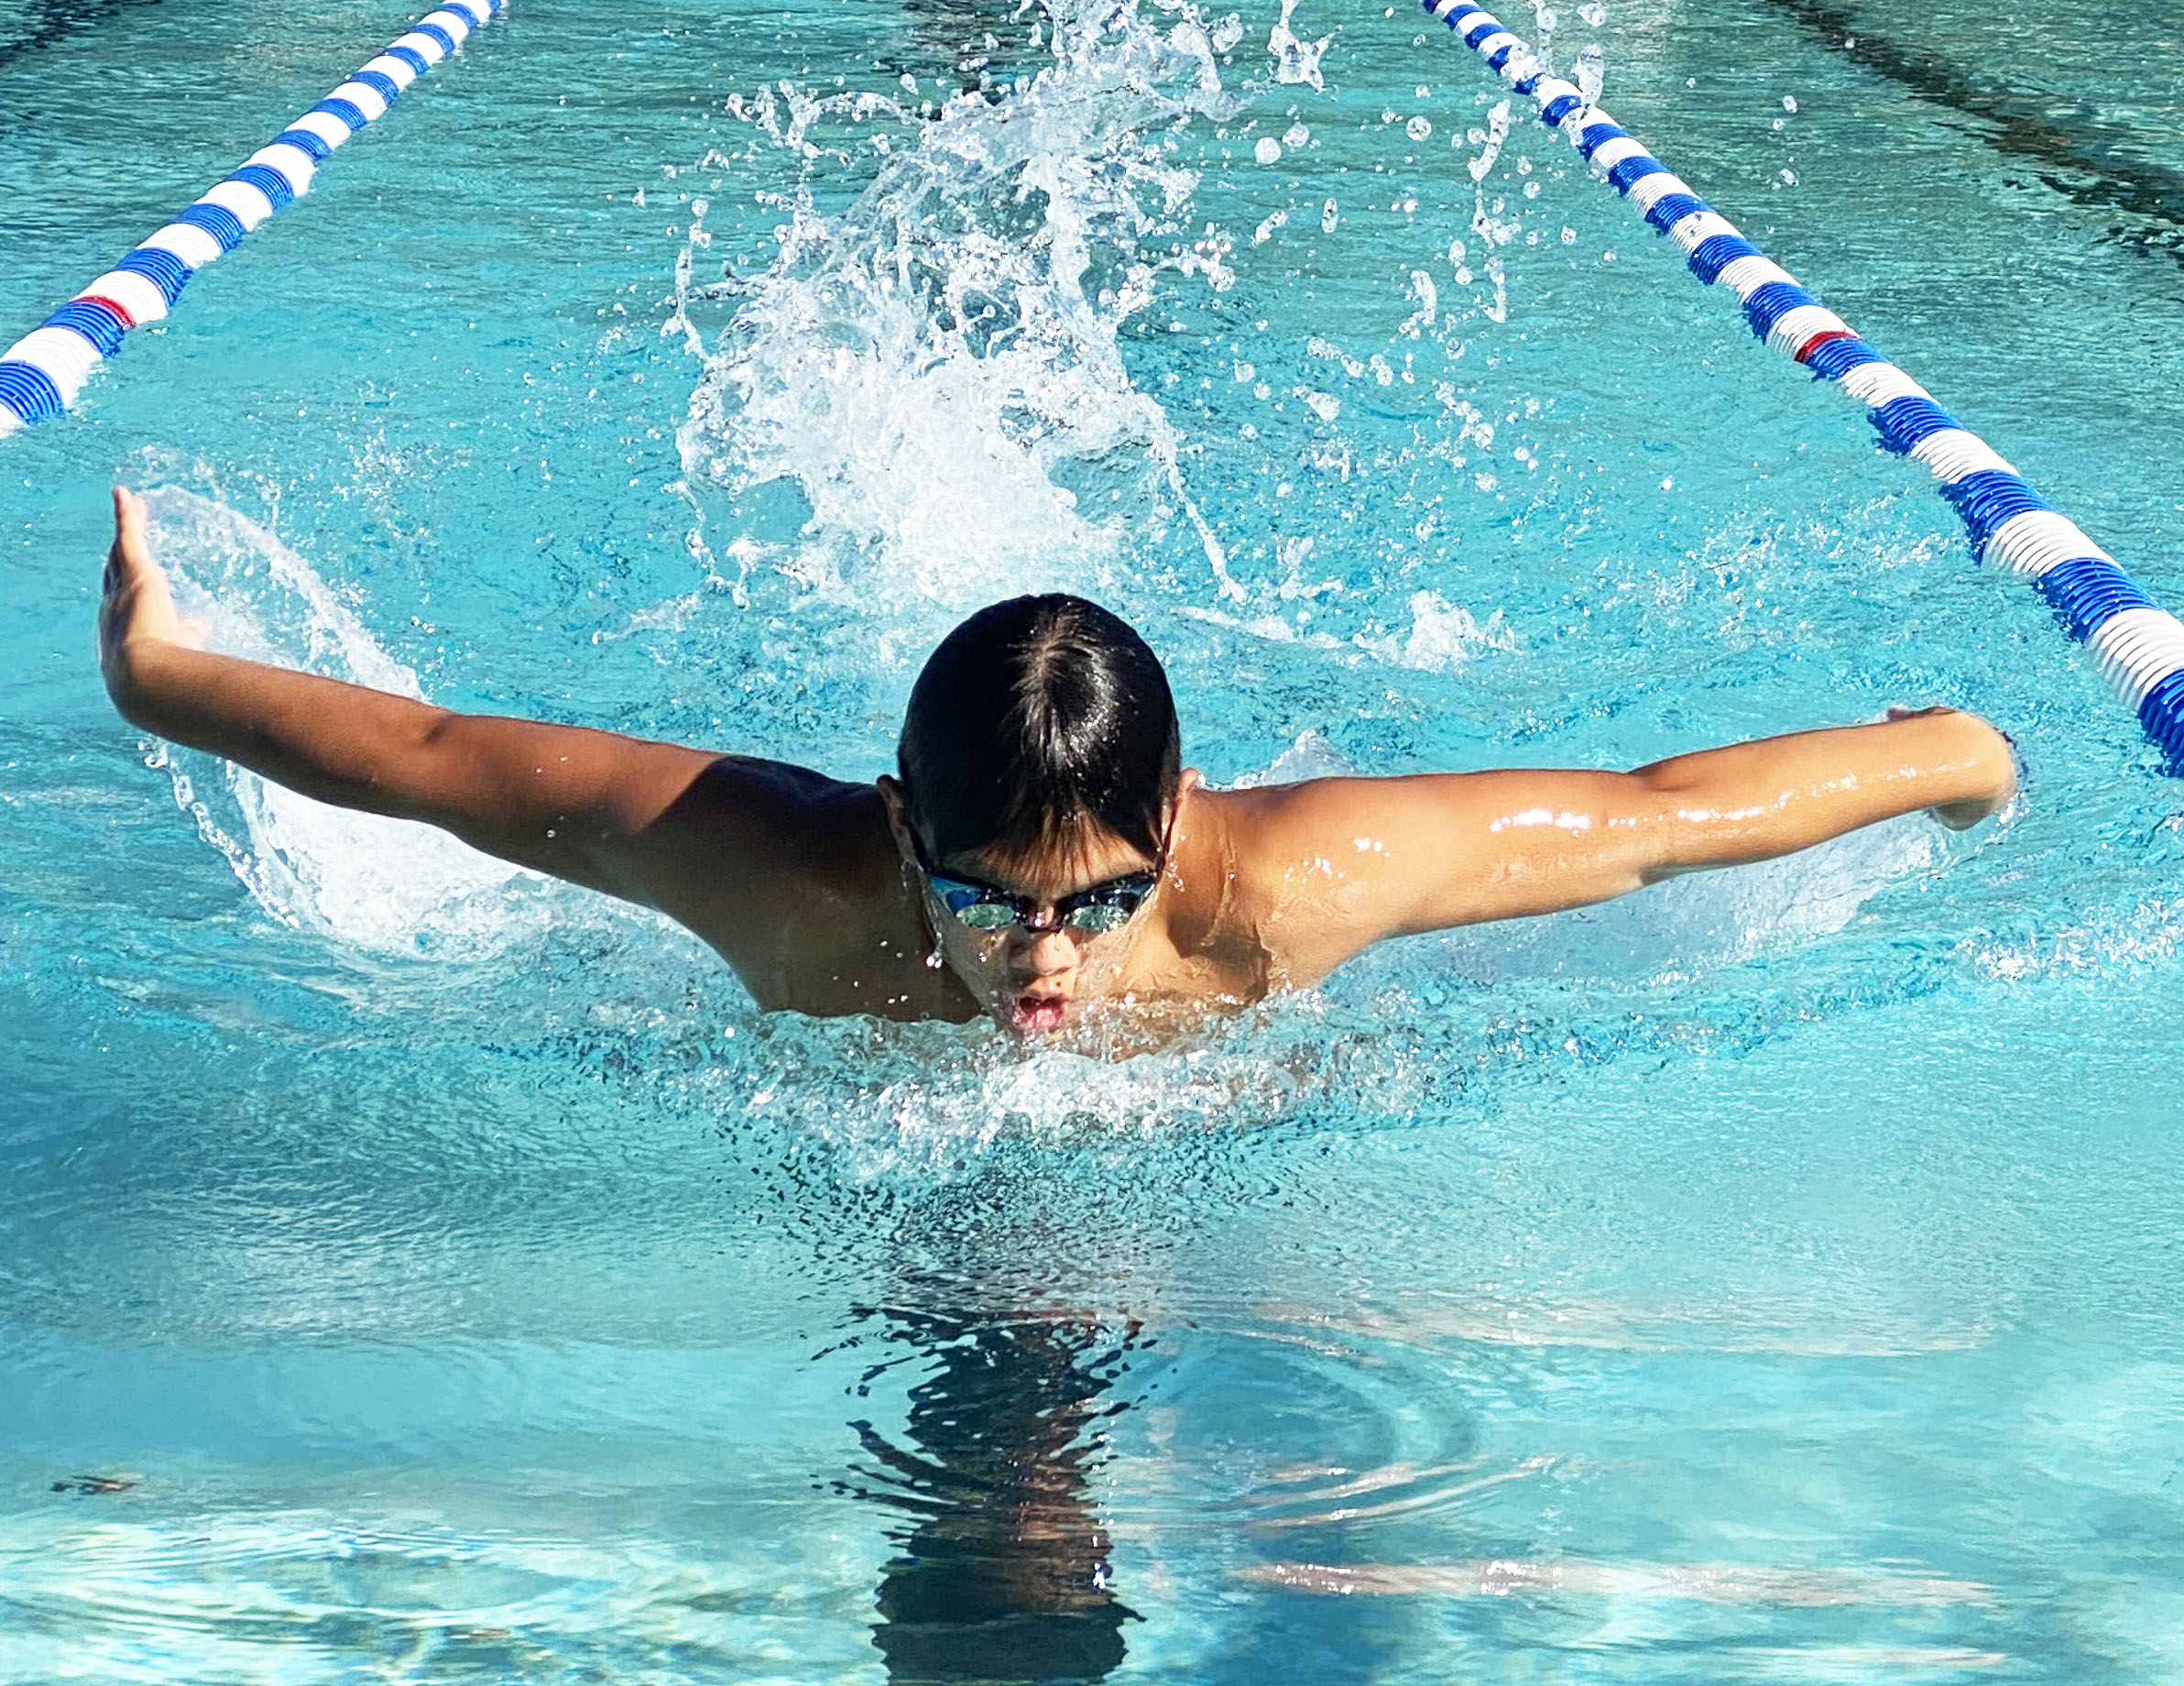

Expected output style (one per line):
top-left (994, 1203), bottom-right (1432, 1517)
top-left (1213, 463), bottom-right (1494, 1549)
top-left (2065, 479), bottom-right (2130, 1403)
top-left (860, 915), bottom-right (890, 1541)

top-left (1005, 991), bottom-right (1069, 1035)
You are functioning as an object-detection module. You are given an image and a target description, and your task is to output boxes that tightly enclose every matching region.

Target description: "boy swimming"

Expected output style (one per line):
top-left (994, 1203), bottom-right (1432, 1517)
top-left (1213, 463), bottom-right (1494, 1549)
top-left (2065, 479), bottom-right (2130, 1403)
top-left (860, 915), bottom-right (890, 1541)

top-left (99, 487), bottom-right (2017, 1035)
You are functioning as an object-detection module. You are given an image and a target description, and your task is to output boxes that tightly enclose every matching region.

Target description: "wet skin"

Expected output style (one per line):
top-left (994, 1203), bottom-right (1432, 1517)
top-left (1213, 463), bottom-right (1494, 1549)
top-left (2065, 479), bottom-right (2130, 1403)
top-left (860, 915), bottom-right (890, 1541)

top-left (99, 487), bottom-right (2020, 1037)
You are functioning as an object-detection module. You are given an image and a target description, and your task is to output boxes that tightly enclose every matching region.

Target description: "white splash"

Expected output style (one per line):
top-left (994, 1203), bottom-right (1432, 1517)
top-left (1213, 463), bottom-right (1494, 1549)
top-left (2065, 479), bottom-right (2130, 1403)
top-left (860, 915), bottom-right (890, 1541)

top-left (1465, 98), bottom-right (1512, 185)
top-left (676, 0), bottom-right (1248, 617)
top-left (1355, 591), bottom-right (1519, 671)
top-left (718, 1014), bottom-right (1327, 1180)
top-left (1266, 0), bottom-right (1330, 90)
top-left (1228, 729), bottom-right (1360, 789)
top-left (142, 486), bottom-right (548, 959)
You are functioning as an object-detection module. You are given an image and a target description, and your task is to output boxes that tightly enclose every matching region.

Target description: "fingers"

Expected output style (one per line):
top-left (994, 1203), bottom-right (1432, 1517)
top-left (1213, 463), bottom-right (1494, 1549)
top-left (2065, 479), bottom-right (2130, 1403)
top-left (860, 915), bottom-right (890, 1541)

top-left (105, 494), bottom-right (125, 590)
top-left (106, 486), bottom-right (142, 596)
top-left (104, 485), bottom-right (168, 610)
top-left (109, 485), bottom-right (134, 554)
top-left (99, 485), bottom-right (192, 662)
top-left (110, 485), bottom-right (153, 568)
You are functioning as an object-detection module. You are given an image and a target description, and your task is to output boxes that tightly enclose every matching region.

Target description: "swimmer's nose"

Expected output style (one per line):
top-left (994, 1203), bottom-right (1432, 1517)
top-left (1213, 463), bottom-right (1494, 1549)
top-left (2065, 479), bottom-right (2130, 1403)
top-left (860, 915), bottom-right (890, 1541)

top-left (1010, 927), bottom-right (1078, 976)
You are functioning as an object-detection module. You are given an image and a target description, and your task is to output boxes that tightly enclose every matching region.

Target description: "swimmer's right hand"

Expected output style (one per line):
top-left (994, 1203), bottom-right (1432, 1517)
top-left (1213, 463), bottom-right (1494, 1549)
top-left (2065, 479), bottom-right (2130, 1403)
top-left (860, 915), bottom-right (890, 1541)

top-left (99, 487), bottom-right (204, 706)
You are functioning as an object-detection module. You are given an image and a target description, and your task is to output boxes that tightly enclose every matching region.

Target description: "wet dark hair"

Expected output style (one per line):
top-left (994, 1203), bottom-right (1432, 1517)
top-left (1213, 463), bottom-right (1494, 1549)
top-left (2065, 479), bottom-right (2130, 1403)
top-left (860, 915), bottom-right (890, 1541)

top-left (899, 595), bottom-right (1181, 867)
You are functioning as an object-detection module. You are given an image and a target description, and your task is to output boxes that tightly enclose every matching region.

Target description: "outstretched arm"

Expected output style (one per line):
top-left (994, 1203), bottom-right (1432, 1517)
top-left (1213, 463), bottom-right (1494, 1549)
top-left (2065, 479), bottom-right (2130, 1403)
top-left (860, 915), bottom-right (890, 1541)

top-left (1237, 708), bottom-right (2017, 983)
top-left (97, 487), bottom-right (773, 906)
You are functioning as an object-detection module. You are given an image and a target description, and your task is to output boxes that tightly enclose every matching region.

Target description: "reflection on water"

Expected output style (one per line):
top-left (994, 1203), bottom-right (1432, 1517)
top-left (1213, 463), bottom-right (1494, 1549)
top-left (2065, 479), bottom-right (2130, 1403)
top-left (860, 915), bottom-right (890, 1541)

top-left (847, 1305), bottom-right (1139, 1684)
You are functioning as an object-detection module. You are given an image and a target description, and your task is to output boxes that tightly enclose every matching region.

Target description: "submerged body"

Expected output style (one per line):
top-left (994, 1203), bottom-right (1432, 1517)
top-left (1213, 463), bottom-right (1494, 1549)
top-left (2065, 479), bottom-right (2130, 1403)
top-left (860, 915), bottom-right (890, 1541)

top-left (98, 489), bottom-right (2017, 1037)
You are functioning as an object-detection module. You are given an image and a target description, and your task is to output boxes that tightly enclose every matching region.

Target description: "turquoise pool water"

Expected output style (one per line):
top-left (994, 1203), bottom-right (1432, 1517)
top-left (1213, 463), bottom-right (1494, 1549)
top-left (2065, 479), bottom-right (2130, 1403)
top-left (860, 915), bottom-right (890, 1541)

top-left (5, 0), bottom-right (2184, 1678)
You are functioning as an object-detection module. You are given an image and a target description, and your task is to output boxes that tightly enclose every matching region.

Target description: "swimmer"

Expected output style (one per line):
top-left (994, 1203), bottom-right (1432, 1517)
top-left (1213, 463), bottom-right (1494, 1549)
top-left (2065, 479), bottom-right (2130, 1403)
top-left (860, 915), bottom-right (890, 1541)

top-left (98, 487), bottom-right (2016, 1035)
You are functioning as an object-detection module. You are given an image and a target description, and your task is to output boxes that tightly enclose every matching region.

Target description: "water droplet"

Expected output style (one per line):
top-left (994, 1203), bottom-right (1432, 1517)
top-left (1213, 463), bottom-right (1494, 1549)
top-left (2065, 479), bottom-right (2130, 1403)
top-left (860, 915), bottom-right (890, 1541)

top-left (1578, 43), bottom-right (1607, 102)
top-left (1254, 136), bottom-right (1283, 165)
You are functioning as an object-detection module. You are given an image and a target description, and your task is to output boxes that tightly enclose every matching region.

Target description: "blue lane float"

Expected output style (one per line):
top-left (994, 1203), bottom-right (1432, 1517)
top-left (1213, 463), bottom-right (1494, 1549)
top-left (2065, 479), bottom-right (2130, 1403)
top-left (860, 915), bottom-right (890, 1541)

top-left (1419, 0), bottom-right (2184, 772)
top-left (0, 0), bottom-right (506, 439)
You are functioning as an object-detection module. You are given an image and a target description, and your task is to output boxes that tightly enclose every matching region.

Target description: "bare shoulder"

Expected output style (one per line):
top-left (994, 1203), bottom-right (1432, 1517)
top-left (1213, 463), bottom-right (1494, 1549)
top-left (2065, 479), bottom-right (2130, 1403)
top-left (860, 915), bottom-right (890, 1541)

top-left (628, 755), bottom-right (895, 917)
top-left (628, 758), bottom-right (947, 1014)
top-left (1168, 779), bottom-right (1449, 991)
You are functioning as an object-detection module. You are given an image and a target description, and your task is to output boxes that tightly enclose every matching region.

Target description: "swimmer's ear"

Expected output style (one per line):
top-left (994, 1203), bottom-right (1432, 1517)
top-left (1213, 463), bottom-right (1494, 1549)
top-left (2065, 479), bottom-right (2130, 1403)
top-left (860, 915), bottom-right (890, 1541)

top-left (876, 775), bottom-right (916, 858)
top-left (1178, 767), bottom-right (1203, 794)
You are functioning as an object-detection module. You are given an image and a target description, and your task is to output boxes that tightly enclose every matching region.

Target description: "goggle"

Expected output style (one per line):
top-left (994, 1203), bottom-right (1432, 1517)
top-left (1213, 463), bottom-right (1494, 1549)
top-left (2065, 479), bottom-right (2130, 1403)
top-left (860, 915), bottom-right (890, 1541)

top-left (912, 835), bottom-right (1158, 936)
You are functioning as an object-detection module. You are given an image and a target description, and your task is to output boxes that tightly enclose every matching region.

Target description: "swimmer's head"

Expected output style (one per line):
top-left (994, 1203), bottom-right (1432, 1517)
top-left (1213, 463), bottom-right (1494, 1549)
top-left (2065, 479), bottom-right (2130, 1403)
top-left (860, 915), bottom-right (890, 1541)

top-left (896, 594), bottom-right (1180, 870)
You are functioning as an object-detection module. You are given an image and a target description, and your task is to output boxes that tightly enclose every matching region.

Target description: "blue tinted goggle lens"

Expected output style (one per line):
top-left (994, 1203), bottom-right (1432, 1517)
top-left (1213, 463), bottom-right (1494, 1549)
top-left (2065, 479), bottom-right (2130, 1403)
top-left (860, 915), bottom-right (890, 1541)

top-left (934, 883), bottom-right (1015, 928)
top-left (1065, 895), bottom-right (1140, 934)
top-left (929, 873), bottom-right (1153, 934)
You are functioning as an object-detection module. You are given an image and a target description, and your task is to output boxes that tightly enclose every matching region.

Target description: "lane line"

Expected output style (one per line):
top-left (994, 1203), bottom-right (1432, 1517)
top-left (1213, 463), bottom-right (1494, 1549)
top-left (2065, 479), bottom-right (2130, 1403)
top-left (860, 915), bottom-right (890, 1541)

top-left (0, 0), bottom-right (508, 438)
top-left (1419, 0), bottom-right (2184, 772)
